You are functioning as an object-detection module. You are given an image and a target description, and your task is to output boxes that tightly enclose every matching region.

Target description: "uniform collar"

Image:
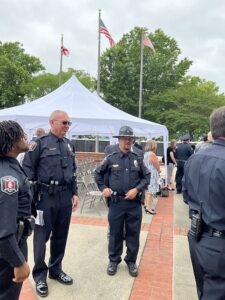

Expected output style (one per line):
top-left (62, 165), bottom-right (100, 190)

top-left (49, 131), bottom-right (65, 143)
top-left (119, 150), bottom-right (131, 158)
top-left (213, 139), bottom-right (225, 147)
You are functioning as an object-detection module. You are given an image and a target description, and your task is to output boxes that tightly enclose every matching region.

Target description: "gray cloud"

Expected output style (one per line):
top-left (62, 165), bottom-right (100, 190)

top-left (1, 0), bottom-right (225, 92)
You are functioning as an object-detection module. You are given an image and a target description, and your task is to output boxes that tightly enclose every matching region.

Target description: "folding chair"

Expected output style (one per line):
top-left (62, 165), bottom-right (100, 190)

top-left (80, 174), bottom-right (106, 213)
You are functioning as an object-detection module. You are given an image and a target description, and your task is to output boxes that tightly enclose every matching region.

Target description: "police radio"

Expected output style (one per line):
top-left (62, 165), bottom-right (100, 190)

top-left (189, 202), bottom-right (203, 241)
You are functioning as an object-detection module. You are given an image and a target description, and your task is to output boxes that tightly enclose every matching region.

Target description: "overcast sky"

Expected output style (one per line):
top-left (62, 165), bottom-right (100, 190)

top-left (1, 0), bottom-right (225, 92)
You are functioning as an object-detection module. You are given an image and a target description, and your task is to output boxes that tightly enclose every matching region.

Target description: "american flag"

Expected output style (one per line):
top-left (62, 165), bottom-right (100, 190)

top-left (143, 35), bottom-right (155, 51)
top-left (61, 46), bottom-right (69, 56)
top-left (100, 18), bottom-right (115, 47)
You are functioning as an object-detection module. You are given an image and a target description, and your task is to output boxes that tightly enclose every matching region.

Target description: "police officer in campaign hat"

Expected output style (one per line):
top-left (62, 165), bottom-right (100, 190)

top-left (95, 126), bottom-right (150, 277)
top-left (23, 110), bottom-right (79, 297)
top-left (0, 120), bottom-right (34, 300)
top-left (175, 134), bottom-right (193, 193)
top-left (183, 106), bottom-right (225, 299)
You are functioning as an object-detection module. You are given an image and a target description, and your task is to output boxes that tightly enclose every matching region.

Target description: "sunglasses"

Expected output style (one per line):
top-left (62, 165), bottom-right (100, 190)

top-left (62, 121), bottom-right (72, 126)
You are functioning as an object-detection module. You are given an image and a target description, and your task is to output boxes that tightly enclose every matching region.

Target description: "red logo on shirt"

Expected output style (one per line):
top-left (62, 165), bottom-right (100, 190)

top-left (0, 176), bottom-right (19, 195)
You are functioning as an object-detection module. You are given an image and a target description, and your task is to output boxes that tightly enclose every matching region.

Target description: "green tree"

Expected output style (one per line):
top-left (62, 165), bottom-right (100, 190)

top-left (100, 27), bottom-right (192, 116)
top-left (0, 42), bottom-right (44, 108)
top-left (144, 76), bottom-right (225, 139)
top-left (26, 69), bottom-right (96, 100)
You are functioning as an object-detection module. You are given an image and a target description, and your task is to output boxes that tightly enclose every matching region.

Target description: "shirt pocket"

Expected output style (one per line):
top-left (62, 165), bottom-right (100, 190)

top-left (130, 166), bottom-right (140, 181)
top-left (110, 166), bottom-right (122, 180)
top-left (40, 148), bottom-right (61, 167)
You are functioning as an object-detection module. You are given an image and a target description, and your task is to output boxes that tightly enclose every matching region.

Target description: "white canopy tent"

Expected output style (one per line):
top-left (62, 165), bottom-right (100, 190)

top-left (0, 75), bottom-right (168, 142)
top-left (0, 75), bottom-right (169, 181)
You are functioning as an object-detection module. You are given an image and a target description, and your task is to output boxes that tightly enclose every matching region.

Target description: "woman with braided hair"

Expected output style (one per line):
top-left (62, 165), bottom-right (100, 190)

top-left (0, 120), bottom-right (33, 300)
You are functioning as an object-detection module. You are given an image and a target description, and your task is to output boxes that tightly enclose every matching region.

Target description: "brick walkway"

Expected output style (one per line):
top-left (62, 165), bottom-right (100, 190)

top-left (20, 192), bottom-right (176, 300)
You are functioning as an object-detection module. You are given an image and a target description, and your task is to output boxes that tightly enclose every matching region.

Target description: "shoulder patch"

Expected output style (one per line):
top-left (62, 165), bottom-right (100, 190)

top-left (28, 141), bottom-right (37, 152)
top-left (1, 176), bottom-right (19, 195)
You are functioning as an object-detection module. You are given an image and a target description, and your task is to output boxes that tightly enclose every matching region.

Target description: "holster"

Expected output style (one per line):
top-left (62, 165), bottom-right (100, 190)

top-left (31, 182), bottom-right (40, 204)
top-left (17, 216), bottom-right (35, 243)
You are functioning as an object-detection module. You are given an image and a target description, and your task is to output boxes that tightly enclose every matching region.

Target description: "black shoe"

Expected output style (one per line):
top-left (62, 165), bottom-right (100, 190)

top-left (176, 191), bottom-right (181, 194)
top-left (49, 271), bottom-right (73, 285)
top-left (127, 262), bottom-right (138, 277)
top-left (107, 262), bottom-right (118, 276)
top-left (144, 207), bottom-right (156, 215)
top-left (36, 280), bottom-right (48, 297)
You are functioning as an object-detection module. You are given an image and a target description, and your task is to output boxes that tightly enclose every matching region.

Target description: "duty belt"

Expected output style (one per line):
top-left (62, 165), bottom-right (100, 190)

top-left (203, 225), bottom-right (225, 239)
top-left (40, 182), bottom-right (69, 192)
top-left (110, 194), bottom-right (139, 203)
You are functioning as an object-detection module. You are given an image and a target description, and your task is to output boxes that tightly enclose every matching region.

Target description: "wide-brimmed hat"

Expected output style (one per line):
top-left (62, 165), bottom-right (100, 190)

top-left (113, 126), bottom-right (136, 138)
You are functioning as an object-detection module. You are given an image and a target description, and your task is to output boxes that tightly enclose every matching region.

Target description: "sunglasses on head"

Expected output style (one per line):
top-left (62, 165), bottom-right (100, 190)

top-left (61, 121), bottom-right (72, 126)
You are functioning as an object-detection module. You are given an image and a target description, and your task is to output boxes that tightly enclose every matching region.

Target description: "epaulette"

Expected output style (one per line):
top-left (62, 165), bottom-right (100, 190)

top-left (107, 150), bottom-right (120, 157)
top-left (38, 134), bottom-right (48, 140)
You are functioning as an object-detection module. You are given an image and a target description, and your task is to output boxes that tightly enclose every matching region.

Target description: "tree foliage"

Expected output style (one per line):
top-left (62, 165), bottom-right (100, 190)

top-left (100, 27), bottom-right (192, 116)
top-left (0, 42), bottom-right (44, 108)
top-left (144, 76), bottom-right (225, 139)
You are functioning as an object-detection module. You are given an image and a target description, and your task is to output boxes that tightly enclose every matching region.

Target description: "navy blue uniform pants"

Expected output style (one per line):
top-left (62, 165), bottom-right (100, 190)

top-left (188, 232), bottom-right (225, 300)
top-left (108, 200), bottom-right (142, 263)
top-left (0, 237), bottom-right (27, 300)
top-left (175, 165), bottom-right (184, 192)
top-left (33, 190), bottom-right (72, 282)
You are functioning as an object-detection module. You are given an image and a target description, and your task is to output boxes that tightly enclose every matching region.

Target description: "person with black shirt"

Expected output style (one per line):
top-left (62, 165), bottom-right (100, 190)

top-left (23, 110), bottom-right (79, 297)
top-left (0, 121), bottom-right (33, 300)
top-left (166, 139), bottom-right (177, 190)
top-left (175, 134), bottom-right (193, 193)
top-left (183, 106), bottom-right (225, 299)
top-left (95, 126), bottom-right (150, 277)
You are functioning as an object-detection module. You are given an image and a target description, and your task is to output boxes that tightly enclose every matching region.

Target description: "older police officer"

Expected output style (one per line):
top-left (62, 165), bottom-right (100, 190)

top-left (183, 106), bottom-right (225, 299)
top-left (95, 126), bottom-right (150, 277)
top-left (23, 110), bottom-right (79, 297)
top-left (0, 121), bottom-right (33, 300)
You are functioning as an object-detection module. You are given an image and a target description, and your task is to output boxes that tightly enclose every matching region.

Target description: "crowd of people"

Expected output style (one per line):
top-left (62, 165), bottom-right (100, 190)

top-left (0, 106), bottom-right (223, 300)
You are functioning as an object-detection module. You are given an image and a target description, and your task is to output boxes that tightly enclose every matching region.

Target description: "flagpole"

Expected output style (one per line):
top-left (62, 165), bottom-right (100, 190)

top-left (138, 31), bottom-right (144, 118)
top-left (97, 9), bottom-right (101, 95)
top-left (59, 34), bottom-right (63, 86)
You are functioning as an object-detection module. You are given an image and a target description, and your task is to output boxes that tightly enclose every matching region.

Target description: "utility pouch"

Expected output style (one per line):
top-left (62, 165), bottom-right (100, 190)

top-left (189, 213), bottom-right (203, 241)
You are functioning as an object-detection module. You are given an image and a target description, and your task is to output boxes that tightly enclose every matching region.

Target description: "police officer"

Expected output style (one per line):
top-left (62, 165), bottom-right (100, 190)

top-left (23, 110), bottom-right (79, 297)
top-left (95, 126), bottom-right (150, 277)
top-left (183, 106), bottom-right (225, 299)
top-left (175, 134), bottom-right (193, 193)
top-left (0, 121), bottom-right (33, 300)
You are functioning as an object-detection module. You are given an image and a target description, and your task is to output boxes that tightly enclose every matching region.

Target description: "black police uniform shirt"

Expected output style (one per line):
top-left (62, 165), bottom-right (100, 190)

top-left (95, 149), bottom-right (150, 195)
top-left (176, 143), bottom-right (193, 161)
top-left (183, 139), bottom-right (225, 231)
top-left (104, 144), bottom-right (143, 159)
top-left (22, 132), bottom-right (78, 195)
top-left (0, 157), bottom-right (32, 267)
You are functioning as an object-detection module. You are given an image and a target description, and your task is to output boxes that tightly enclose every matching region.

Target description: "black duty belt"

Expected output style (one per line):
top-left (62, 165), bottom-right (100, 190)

top-left (203, 226), bottom-right (225, 239)
top-left (40, 182), bottom-right (69, 192)
top-left (110, 195), bottom-right (139, 203)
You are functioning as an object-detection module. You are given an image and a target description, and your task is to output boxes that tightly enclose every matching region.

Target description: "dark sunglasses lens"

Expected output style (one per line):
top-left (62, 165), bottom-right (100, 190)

top-left (62, 121), bottom-right (72, 126)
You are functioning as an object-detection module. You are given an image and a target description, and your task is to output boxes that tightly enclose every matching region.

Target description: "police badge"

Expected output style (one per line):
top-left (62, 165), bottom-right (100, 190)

top-left (134, 160), bottom-right (138, 168)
